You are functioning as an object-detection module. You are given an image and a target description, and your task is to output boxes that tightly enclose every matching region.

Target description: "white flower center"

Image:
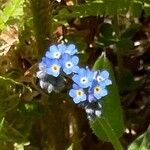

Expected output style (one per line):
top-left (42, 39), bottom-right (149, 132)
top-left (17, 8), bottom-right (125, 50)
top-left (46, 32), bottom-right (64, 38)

top-left (65, 61), bottom-right (73, 68)
top-left (80, 77), bottom-right (88, 84)
top-left (76, 90), bottom-right (83, 97)
top-left (51, 64), bottom-right (60, 72)
top-left (54, 52), bottom-right (61, 58)
top-left (94, 86), bottom-right (101, 93)
top-left (97, 75), bottom-right (104, 82)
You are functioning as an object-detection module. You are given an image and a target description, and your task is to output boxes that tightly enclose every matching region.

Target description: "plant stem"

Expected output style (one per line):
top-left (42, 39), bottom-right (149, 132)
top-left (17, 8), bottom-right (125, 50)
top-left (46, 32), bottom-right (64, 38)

top-left (113, 15), bottom-right (124, 84)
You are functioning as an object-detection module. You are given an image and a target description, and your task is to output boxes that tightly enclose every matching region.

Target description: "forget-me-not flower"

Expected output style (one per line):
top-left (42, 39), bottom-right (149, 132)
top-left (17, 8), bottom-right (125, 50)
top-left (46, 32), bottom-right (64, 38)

top-left (87, 80), bottom-right (106, 102)
top-left (69, 84), bottom-right (86, 103)
top-left (46, 45), bottom-right (63, 59)
top-left (64, 44), bottom-right (77, 55)
top-left (40, 57), bottom-right (61, 77)
top-left (72, 67), bottom-right (94, 88)
top-left (60, 54), bottom-right (79, 74)
top-left (96, 70), bottom-right (112, 86)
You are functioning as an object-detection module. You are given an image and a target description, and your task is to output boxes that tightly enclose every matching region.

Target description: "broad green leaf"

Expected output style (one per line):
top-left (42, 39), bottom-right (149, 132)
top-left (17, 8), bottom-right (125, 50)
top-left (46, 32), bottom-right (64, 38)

top-left (90, 117), bottom-right (123, 150)
top-left (90, 53), bottom-right (124, 141)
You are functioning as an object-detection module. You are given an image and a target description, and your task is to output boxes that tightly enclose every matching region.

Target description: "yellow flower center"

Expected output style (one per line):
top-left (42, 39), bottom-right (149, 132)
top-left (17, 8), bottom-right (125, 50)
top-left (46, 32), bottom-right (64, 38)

top-left (76, 90), bottom-right (83, 97)
top-left (51, 64), bottom-right (59, 72)
top-left (94, 86), bottom-right (101, 93)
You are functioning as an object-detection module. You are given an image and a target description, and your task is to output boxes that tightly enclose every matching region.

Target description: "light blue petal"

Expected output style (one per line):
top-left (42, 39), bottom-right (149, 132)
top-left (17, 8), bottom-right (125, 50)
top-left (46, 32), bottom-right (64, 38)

top-left (63, 68), bottom-right (72, 75)
top-left (88, 94), bottom-right (95, 102)
top-left (57, 44), bottom-right (66, 53)
top-left (100, 70), bottom-right (109, 79)
top-left (105, 79), bottom-right (112, 85)
top-left (78, 68), bottom-right (86, 76)
top-left (45, 51), bottom-right (53, 59)
top-left (66, 44), bottom-right (77, 55)
top-left (100, 89), bottom-right (108, 97)
top-left (69, 89), bottom-right (76, 97)
top-left (72, 75), bottom-right (80, 83)
top-left (81, 94), bottom-right (87, 101)
top-left (71, 56), bottom-right (79, 65)
top-left (43, 57), bottom-right (52, 66)
top-left (98, 81), bottom-right (106, 88)
top-left (49, 45), bottom-right (58, 52)
top-left (72, 84), bottom-right (79, 89)
top-left (46, 68), bottom-right (60, 77)
top-left (72, 66), bottom-right (79, 73)
top-left (94, 93), bottom-right (102, 100)
top-left (73, 97), bottom-right (81, 104)
top-left (68, 44), bottom-right (75, 50)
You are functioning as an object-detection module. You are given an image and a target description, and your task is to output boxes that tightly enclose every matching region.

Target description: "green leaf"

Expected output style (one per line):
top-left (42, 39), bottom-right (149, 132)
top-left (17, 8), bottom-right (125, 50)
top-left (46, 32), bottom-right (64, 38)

top-left (128, 125), bottom-right (150, 150)
top-left (90, 117), bottom-right (123, 150)
top-left (91, 53), bottom-right (124, 141)
top-left (0, 0), bottom-right (24, 30)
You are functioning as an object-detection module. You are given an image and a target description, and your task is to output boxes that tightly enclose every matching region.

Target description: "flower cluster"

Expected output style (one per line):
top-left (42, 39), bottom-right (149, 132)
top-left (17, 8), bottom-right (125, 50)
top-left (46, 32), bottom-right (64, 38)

top-left (69, 67), bottom-right (112, 104)
top-left (36, 44), bottom-right (79, 93)
top-left (37, 43), bottom-right (112, 119)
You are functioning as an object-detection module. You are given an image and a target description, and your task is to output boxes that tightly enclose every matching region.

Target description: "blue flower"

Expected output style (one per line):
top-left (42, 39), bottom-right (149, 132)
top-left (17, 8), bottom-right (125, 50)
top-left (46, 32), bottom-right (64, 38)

top-left (60, 54), bottom-right (79, 75)
top-left (64, 44), bottom-right (77, 55)
top-left (41, 57), bottom-right (61, 77)
top-left (45, 45), bottom-right (63, 59)
top-left (72, 67), bottom-right (94, 88)
top-left (88, 81), bottom-right (108, 101)
top-left (96, 70), bottom-right (112, 86)
top-left (69, 84), bottom-right (86, 103)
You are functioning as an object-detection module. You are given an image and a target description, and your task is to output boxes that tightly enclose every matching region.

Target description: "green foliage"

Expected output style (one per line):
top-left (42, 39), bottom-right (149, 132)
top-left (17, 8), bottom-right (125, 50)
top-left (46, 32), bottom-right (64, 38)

top-left (54, 0), bottom-right (150, 23)
top-left (0, 0), bottom-right (24, 31)
top-left (67, 144), bottom-right (73, 150)
top-left (90, 54), bottom-right (124, 143)
top-left (121, 24), bottom-right (140, 39)
top-left (0, 0), bottom-right (149, 149)
top-left (128, 126), bottom-right (150, 150)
